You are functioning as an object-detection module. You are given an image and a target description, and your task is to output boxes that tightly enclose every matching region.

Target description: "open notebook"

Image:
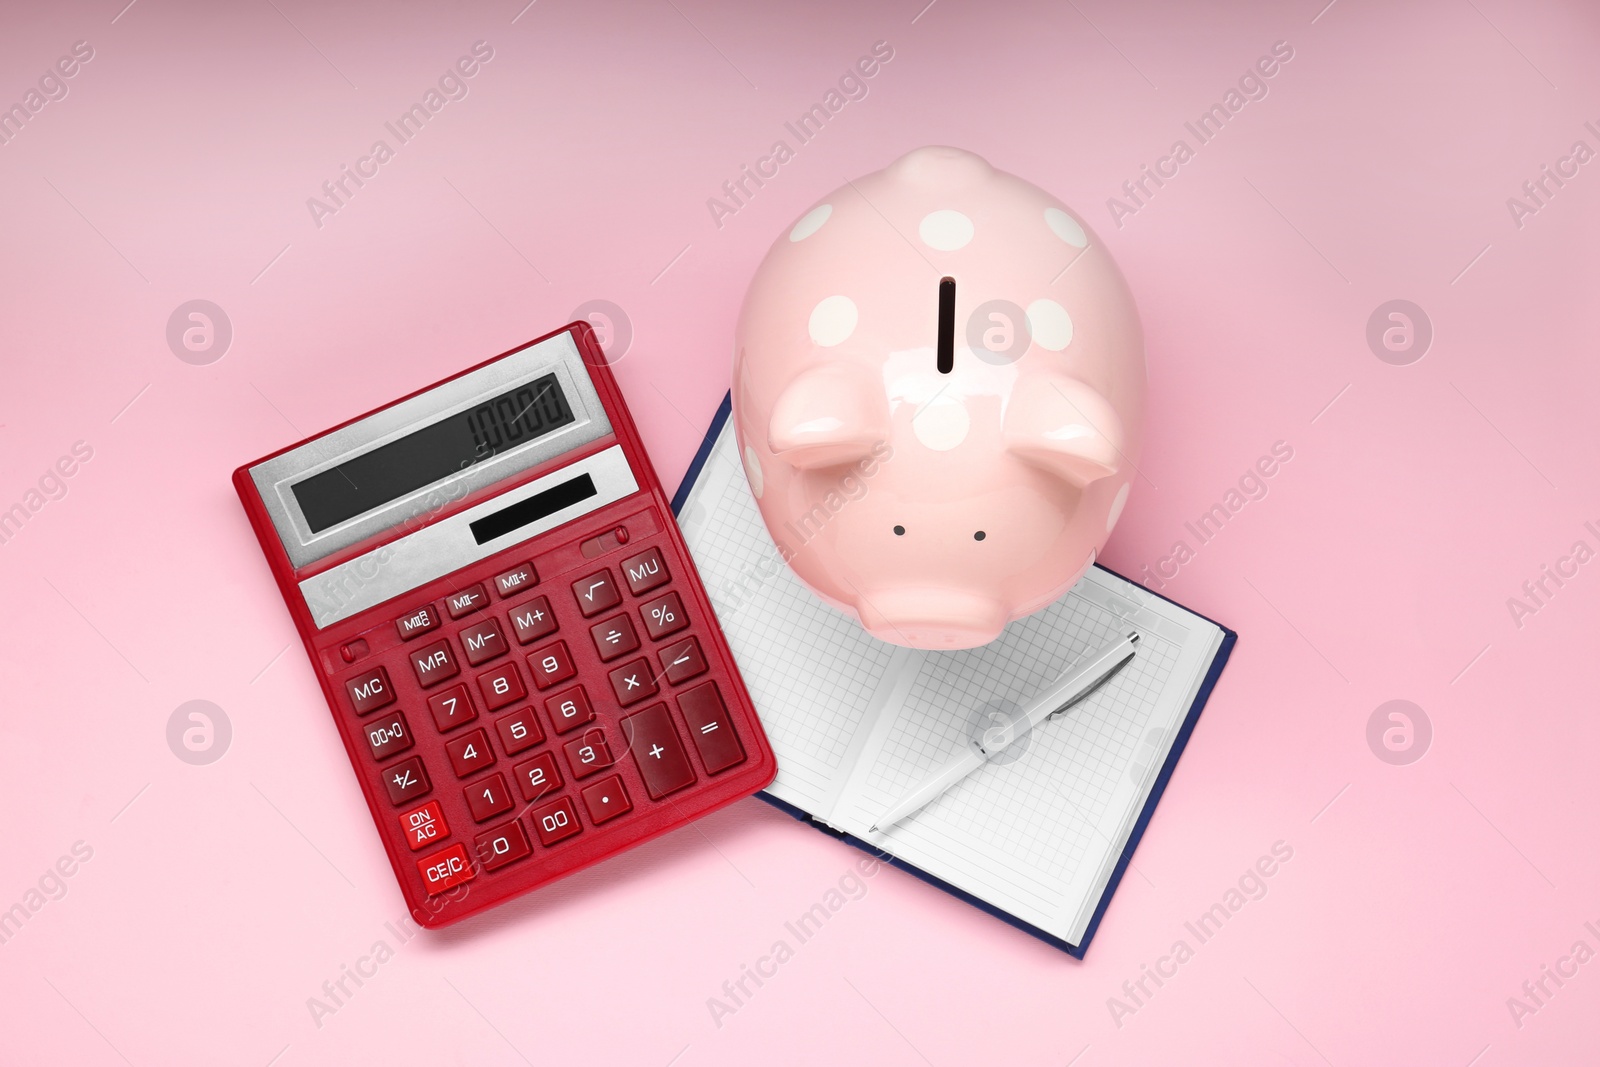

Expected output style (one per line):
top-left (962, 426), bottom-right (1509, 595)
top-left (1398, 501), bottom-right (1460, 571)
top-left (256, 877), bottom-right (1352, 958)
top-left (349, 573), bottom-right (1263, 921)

top-left (672, 396), bottom-right (1235, 956)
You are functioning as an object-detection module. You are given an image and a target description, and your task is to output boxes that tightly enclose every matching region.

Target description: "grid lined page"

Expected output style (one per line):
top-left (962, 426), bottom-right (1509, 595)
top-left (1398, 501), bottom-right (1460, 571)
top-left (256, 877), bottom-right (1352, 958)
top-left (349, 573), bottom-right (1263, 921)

top-left (832, 568), bottom-right (1221, 943)
top-left (677, 431), bottom-right (899, 813)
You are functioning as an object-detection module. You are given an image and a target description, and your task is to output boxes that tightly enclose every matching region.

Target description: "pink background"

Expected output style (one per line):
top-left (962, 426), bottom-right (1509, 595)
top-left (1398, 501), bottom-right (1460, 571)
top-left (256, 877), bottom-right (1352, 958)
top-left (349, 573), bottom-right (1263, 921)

top-left (3, 0), bottom-right (1598, 1063)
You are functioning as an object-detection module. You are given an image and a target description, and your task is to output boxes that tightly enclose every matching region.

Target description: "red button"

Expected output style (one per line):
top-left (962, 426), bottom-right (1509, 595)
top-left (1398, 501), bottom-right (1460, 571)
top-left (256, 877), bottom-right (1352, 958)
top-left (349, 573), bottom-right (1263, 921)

top-left (608, 658), bottom-right (659, 706)
top-left (464, 772), bottom-right (514, 822)
top-left (639, 591), bottom-right (688, 640)
top-left (657, 636), bottom-right (707, 685)
top-left (444, 728), bottom-right (496, 778)
top-left (344, 666), bottom-right (395, 715)
top-left (494, 563), bottom-right (537, 598)
top-left (494, 707), bottom-right (545, 756)
top-left (410, 638), bottom-right (460, 687)
top-left (364, 711), bottom-right (413, 762)
top-left (445, 583), bottom-right (489, 619)
top-left (563, 727), bottom-right (615, 780)
top-left (512, 751), bottom-right (562, 802)
top-left (417, 843), bottom-right (474, 895)
top-left (529, 796), bottom-right (581, 846)
top-left (477, 661), bottom-right (527, 710)
top-left (460, 619), bottom-right (508, 666)
top-left (545, 685), bottom-right (594, 734)
top-left (621, 703), bottom-right (696, 799)
top-left (589, 613), bottom-right (640, 662)
top-left (508, 595), bottom-right (558, 645)
top-left (677, 682), bottom-right (746, 774)
top-left (572, 569), bottom-right (621, 617)
top-left (580, 775), bottom-right (632, 825)
top-left (426, 684), bottom-right (477, 733)
top-left (399, 799), bottom-right (449, 851)
top-left (475, 820), bottom-right (532, 872)
top-left (383, 756), bottom-right (431, 805)
top-left (527, 641), bottom-right (576, 690)
top-left (620, 547), bottom-right (670, 595)
top-left (395, 604), bottom-right (439, 641)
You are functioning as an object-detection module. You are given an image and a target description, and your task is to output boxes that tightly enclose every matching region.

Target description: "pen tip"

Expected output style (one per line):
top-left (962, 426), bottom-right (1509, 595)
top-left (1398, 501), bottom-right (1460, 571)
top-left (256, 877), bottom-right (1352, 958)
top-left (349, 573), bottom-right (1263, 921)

top-left (868, 825), bottom-right (879, 834)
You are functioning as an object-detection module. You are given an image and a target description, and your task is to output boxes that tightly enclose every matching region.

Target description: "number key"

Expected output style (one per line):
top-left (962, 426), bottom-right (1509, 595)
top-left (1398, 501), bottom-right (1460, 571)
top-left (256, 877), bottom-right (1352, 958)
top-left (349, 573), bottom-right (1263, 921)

top-left (563, 727), bottom-right (615, 780)
top-left (494, 707), bottom-right (544, 756)
top-left (445, 728), bottom-right (496, 778)
top-left (527, 641), bottom-right (576, 690)
top-left (464, 772), bottom-right (513, 822)
top-left (427, 684), bottom-right (477, 733)
top-left (545, 685), bottom-right (595, 734)
top-left (529, 796), bottom-right (581, 846)
top-left (477, 662), bottom-right (527, 710)
top-left (475, 820), bottom-right (531, 872)
top-left (512, 751), bottom-right (562, 802)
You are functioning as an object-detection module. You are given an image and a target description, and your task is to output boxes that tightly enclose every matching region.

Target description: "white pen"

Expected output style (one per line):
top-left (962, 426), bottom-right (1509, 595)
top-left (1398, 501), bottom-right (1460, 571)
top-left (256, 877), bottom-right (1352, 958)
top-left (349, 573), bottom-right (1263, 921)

top-left (868, 631), bottom-right (1141, 834)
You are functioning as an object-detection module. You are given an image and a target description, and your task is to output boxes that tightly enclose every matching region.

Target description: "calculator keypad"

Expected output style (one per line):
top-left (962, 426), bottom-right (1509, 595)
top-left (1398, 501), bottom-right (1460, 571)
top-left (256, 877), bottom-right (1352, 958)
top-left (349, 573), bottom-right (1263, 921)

top-left (335, 527), bottom-right (761, 914)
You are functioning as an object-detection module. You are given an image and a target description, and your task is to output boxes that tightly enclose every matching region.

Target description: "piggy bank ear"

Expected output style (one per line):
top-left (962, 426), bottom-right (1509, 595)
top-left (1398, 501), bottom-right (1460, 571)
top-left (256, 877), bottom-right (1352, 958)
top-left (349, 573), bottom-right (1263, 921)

top-left (1003, 373), bottom-right (1123, 487)
top-left (768, 362), bottom-right (890, 469)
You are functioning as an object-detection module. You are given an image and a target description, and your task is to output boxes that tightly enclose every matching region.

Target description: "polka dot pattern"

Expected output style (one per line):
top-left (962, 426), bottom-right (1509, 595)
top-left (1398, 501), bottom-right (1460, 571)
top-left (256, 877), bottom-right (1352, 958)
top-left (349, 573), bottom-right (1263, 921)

top-left (790, 204), bottom-right (832, 242)
top-left (1045, 207), bottom-right (1088, 248)
top-left (1025, 298), bottom-right (1074, 351)
top-left (918, 210), bottom-right (974, 251)
top-left (808, 295), bottom-right (858, 347)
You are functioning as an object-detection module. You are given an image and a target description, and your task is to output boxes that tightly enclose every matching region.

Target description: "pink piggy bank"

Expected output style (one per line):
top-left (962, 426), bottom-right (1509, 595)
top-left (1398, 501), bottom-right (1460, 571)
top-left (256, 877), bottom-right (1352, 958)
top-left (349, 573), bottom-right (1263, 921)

top-left (732, 146), bottom-right (1146, 649)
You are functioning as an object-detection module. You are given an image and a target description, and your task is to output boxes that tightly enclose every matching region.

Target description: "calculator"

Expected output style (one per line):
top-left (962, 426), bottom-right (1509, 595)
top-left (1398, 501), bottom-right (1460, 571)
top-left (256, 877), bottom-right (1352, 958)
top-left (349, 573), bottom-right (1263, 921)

top-left (234, 322), bottom-right (776, 927)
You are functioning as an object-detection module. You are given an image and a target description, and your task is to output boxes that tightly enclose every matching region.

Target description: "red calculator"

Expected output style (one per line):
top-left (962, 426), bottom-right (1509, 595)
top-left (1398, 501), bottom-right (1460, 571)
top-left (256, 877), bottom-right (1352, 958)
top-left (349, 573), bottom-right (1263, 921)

top-left (234, 322), bottom-right (776, 927)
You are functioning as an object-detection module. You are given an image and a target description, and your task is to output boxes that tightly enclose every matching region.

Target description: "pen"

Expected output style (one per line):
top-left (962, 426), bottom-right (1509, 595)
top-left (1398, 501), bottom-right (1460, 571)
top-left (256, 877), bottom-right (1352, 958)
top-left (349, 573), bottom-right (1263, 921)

top-left (868, 630), bottom-right (1141, 833)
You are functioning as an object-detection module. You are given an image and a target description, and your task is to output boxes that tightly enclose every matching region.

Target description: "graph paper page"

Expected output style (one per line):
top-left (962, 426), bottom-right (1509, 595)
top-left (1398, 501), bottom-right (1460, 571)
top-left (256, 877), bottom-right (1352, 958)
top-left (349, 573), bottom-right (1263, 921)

top-left (832, 569), bottom-right (1221, 943)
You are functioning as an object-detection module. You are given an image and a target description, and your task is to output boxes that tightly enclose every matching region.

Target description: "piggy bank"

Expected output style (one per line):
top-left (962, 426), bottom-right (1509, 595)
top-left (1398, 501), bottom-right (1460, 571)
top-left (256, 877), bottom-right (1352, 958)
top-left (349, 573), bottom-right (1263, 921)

top-left (731, 146), bottom-right (1146, 650)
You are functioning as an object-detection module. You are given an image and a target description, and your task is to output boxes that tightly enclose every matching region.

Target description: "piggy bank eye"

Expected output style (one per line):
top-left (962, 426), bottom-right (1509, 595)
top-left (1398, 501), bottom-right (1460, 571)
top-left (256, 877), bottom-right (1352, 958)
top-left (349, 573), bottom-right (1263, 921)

top-left (893, 525), bottom-right (906, 536)
top-left (974, 531), bottom-right (986, 541)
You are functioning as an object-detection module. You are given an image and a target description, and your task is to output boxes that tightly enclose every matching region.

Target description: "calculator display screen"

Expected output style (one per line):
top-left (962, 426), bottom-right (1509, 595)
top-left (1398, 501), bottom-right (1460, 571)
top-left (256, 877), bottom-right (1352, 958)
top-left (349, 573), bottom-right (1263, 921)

top-left (291, 374), bottom-right (576, 533)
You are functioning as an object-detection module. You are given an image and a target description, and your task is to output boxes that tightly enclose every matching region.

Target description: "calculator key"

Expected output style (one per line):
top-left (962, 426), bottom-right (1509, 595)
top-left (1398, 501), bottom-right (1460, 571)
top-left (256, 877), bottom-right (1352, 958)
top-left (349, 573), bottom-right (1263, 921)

top-left (364, 711), bottom-right (414, 762)
top-left (399, 799), bottom-right (449, 851)
top-left (526, 641), bottom-right (576, 690)
top-left (512, 751), bottom-right (562, 802)
top-left (417, 843), bottom-right (475, 895)
top-left (529, 796), bottom-right (581, 846)
top-left (572, 569), bottom-right (621, 617)
top-left (465, 772), bottom-right (514, 822)
top-left (580, 775), bottom-right (633, 825)
top-left (477, 661), bottom-right (526, 710)
top-left (445, 583), bottom-right (490, 619)
top-left (384, 756), bottom-right (431, 805)
top-left (639, 591), bottom-right (688, 640)
top-left (678, 682), bottom-right (746, 774)
top-left (545, 685), bottom-right (595, 734)
top-left (426, 684), bottom-right (478, 733)
top-left (494, 562), bottom-right (537, 598)
top-left (475, 820), bottom-right (532, 872)
top-left (410, 638), bottom-right (460, 687)
top-left (621, 547), bottom-right (670, 595)
top-left (344, 666), bottom-right (395, 715)
top-left (395, 604), bottom-right (439, 641)
top-left (589, 613), bottom-right (640, 662)
top-left (621, 703), bottom-right (696, 799)
top-left (608, 658), bottom-right (660, 706)
top-left (460, 619), bottom-right (508, 666)
top-left (563, 728), bottom-right (615, 780)
top-left (445, 728), bottom-right (496, 778)
top-left (657, 636), bottom-right (708, 685)
top-left (508, 595), bottom-right (558, 645)
top-left (494, 707), bottom-right (545, 756)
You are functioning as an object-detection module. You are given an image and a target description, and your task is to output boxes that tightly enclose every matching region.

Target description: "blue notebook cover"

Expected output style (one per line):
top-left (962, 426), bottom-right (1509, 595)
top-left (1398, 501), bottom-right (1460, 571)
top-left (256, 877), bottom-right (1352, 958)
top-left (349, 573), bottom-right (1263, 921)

top-left (671, 392), bottom-right (1237, 958)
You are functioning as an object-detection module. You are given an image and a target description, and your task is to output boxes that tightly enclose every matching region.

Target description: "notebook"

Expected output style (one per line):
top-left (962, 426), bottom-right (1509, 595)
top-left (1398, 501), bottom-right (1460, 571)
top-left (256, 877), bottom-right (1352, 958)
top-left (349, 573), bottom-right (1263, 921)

top-left (672, 395), bottom-right (1236, 956)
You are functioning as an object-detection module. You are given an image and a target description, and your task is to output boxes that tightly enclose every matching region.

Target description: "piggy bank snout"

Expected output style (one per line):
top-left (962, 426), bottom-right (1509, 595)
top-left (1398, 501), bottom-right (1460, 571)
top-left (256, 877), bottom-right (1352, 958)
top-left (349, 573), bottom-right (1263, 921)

top-left (855, 588), bottom-right (1009, 650)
